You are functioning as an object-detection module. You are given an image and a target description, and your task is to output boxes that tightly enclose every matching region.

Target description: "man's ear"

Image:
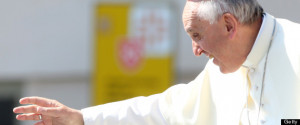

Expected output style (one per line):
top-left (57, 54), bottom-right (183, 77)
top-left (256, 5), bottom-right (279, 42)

top-left (222, 13), bottom-right (238, 39)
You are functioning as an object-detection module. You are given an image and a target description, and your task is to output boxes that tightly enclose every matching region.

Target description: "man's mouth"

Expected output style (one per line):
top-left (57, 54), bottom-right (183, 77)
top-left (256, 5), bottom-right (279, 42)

top-left (202, 51), bottom-right (214, 59)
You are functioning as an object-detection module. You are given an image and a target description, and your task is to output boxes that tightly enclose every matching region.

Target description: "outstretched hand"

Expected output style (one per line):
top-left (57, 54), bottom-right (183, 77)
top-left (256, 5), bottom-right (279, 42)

top-left (13, 96), bottom-right (84, 125)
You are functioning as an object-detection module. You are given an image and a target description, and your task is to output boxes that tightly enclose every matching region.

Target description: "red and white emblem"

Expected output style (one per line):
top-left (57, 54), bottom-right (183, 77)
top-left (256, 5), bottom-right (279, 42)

top-left (117, 38), bottom-right (144, 71)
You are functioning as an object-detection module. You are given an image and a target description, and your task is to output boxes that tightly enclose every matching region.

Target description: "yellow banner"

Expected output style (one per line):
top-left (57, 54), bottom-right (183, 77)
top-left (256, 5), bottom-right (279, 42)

top-left (93, 3), bottom-right (174, 105)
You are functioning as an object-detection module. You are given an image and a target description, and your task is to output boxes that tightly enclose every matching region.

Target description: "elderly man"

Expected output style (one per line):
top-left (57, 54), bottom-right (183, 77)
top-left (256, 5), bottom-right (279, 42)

top-left (13, 0), bottom-right (300, 125)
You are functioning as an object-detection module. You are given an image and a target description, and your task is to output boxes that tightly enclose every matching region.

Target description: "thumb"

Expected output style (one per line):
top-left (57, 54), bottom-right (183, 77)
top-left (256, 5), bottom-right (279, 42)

top-left (37, 106), bottom-right (62, 117)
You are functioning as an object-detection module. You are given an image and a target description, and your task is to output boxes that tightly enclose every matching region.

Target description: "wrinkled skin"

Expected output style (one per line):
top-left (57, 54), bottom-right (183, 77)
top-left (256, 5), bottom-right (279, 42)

top-left (183, 1), bottom-right (261, 73)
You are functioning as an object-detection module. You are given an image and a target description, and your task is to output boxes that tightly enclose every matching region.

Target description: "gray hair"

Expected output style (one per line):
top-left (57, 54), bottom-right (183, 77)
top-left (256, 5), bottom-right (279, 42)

top-left (196, 0), bottom-right (264, 24)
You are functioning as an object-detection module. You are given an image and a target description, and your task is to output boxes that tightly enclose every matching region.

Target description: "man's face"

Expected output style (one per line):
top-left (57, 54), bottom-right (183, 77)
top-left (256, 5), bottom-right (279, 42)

top-left (183, 1), bottom-right (242, 73)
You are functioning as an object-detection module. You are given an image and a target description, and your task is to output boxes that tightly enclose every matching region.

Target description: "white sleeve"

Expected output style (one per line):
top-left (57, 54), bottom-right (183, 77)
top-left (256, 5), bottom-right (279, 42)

top-left (81, 65), bottom-right (211, 125)
top-left (81, 94), bottom-right (169, 125)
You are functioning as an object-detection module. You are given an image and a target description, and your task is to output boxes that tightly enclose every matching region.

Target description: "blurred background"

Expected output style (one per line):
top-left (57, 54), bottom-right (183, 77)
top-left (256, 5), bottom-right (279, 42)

top-left (0, 0), bottom-right (299, 125)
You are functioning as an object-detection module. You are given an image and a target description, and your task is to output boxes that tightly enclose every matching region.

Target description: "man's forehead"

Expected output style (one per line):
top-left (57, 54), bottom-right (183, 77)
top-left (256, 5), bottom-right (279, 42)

top-left (183, 1), bottom-right (200, 21)
top-left (183, 1), bottom-right (199, 14)
top-left (183, 15), bottom-right (200, 33)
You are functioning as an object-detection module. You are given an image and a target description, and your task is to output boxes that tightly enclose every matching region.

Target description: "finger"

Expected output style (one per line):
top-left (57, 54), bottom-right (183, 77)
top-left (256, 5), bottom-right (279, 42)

top-left (16, 113), bottom-right (41, 121)
top-left (13, 105), bottom-right (39, 114)
top-left (38, 106), bottom-right (62, 117)
top-left (20, 96), bottom-right (60, 107)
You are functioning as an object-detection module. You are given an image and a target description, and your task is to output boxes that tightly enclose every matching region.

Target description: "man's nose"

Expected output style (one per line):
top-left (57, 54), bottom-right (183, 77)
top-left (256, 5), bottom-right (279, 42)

top-left (192, 41), bottom-right (203, 56)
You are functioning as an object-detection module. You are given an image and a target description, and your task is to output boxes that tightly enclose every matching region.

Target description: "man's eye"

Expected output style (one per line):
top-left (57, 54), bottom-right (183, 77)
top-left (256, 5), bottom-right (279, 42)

top-left (192, 33), bottom-right (198, 37)
top-left (192, 33), bottom-right (201, 40)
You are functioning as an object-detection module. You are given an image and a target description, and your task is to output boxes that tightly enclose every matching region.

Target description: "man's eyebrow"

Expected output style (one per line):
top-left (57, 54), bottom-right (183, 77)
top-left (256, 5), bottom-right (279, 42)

top-left (186, 28), bottom-right (193, 33)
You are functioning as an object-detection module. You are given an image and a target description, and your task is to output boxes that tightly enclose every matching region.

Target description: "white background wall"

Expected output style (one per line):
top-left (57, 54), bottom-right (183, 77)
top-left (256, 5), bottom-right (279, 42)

top-left (0, 0), bottom-right (299, 125)
top-left (0, 0), bottom-right (93, 125)
top-left (0, 0), bottom-right (92, 78)
top-left (259, 0), bottom-right (300, 23)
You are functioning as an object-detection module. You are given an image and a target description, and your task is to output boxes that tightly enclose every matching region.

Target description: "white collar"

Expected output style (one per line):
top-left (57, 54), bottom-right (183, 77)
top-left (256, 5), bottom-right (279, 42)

top-left (242, 13), bottom-right (276, 68)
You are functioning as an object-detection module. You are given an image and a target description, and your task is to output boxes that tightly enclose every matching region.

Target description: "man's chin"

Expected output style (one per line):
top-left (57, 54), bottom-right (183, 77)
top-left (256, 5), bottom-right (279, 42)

top-left (219, 68), bottom-right (231, 74)
top-left (212, 58), bottom-right (218, 66)
top-left (212, 58), bottom-right (234, 74)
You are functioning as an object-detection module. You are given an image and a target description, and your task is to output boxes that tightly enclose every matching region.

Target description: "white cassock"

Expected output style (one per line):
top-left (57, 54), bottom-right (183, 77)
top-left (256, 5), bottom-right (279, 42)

top-left (81, 13), bottom-right (300, 125)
